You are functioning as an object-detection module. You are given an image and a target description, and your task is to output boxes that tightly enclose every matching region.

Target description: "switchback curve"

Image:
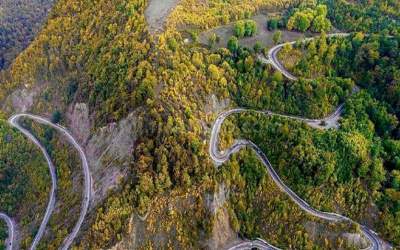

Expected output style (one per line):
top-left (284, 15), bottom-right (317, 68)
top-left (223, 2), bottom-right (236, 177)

top-left (215, 32), bottom-right (386, 250)
top-left (8, 114), bottom-right (92, 249)
top-left (8, 115), bottom-right (57, 250)
top-left (0, 213), bottom-right (15, 250)
top-left (210, 107), bottom-right (383, 250)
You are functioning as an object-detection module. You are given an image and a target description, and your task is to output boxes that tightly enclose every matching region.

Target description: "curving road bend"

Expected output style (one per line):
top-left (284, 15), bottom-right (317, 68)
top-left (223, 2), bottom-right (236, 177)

top-left (228, 238), bottom-right (279, 250)
top-left (9, 115), bottom-right (57, 250)
top-left (0, 213), bottom-right (15, 250)
top-left (8, 114), bottom-right (92, 249)
top-left (214, 33), bottom-right (383, 248)
top-left (211, 106), bottom-right (383, 250)
top-left (261, 33), bottom-right (350, 81)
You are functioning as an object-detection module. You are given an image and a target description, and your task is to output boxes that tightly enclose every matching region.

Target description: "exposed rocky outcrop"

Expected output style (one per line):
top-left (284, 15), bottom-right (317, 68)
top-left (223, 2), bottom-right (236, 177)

top-left (205, 183), bottom-right (228, 215)
top-left (84, 109), bottom-right (144, 206)
top-left (8, 86), bottom-right (40, 113)
top-left (207, 207), bottom-right (238, 250)
top-left (205, 184), bottom-right (238, 250)
top-left (342, 232), bottom-right (369, 249)
top-left (67, 103), bottom-right (90, 143)
top-left (204, 94), bottom-right (230, 115)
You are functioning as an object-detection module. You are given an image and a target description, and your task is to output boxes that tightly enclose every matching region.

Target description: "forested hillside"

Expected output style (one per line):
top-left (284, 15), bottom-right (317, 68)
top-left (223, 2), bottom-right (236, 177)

top-left (0, 0), bottom-right (54, 70)
top-left (1, 0), bottom-right (400, 249)
top-left (0, 220), bottom-right (6, 249)
top-left (322, 0), bottom-right (400, 34)
top-left (0, 117), bottom-right (50, 249)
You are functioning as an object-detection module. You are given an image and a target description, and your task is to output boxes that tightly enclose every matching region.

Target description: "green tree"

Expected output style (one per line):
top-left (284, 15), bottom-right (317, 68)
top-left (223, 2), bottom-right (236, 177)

top-left (391, 170), bottom-right (400, 190)
top-left (311, 15), bottom-right (331, 32)
top-left (316, 4), bottom-right (328, 16)
top-left (227, 36), bottom-right (239, 53)
top-left (253, 41), bottom-right (262, 53)
top-left (167, 37), bottom-right (178, 51)
top-left (208, 64), bottom-right (221, 80)
top-left (273, 31), bottom-right (282, 45)
top-left (287, 12), bottom-right (311, 32)
top-left (244, 20), bottom-right (257, 37)
top-left (272, 71), bottom-right (283, 82)
top-left (267, 19), bottom-right (279, 31)
top-left (51, 111), bottom-right (62, 123)
top-left (287, 4), bottom-right (331, 33)
top-left (234, 21), bottom-right (246, 38)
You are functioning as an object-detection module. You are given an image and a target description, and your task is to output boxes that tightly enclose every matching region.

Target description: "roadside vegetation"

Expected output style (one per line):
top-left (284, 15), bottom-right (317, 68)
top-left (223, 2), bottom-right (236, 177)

top-left (224, 40), bottom-right (353, 117)
top-left (0, 221), bottom-right (6, 249)
top-left (1, 0), bottom-right (400, 248)
top-left (279, 32), bottom-right (400, 244)
top-left (220, 88), bottom-right (400, 244)
top-left (321, 0), bottom-right (400, 35)
top-left (217, 148), bottom-right (360, 249)
top-left (18, 118), bottom-right (82, 249)
top-left (287, 3), bottom-right (331, 32)
top-left (279, 33), bottom-right (400, 119)
top-left (250, 16), bottom-right (400, 248)
top-left (0, 118), bottom-right (50, 248)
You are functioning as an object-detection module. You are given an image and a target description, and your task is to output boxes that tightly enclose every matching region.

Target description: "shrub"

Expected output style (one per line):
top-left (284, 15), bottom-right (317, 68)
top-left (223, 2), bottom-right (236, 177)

top-left (253, 42), bottom-right (262, 53)
top-left (51, 111), bottom-right (62, 123)
top-left (273, 31), bottom-right (282, 45)
top-left (234, 20), bottom-right (246, 38)
top-left (267, 19), bottom-right (279, 30)
top-left (244, 20), bottom-right (257, 37)
top-left (234, 20), bottom-right (257, 38)
top-left (227, 36), bottom-right (239, 53)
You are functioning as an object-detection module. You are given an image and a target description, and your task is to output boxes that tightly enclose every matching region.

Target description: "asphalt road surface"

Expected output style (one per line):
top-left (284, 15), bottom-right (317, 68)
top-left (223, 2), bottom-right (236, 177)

top-left (7, 114), bottom-right (92, 249)
top-left (210, 107), bottom-right (383, 250)
top-left (9, 115), bottom-right (57, 250)
top-left (211, 33), bottom-right (385, 250)
top-left (0, 213), bottom-right (15, 250)
top-left (264, 33), bottom-right (350, 81)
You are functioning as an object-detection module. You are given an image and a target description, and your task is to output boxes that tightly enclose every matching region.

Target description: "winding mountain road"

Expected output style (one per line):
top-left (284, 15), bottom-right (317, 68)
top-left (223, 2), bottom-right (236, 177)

top-left (261, 33), bottom-right (350, 81)
top-left (3, 114), bottom-right (92, 249)
top-left (227, 238), bottom-right (279, 250)
top-left (210, 107), bottom-right (382, 249)
top-left (9, 115), bottom-right (57, 250)
top-left (0, 213), bottom-right (15, 250)
top-left (214, 33), bottom-right (385, 250)
top-left (0, 33), bottom-right (389, 249)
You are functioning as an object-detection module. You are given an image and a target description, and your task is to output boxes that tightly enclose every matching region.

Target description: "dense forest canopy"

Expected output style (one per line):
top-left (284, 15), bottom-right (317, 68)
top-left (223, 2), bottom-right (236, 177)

top-left (0, 118), bottom-right (50, 249)
top-left (321, 0), bottom-right (400, 35)
top-left (0, 0), bottom-right (55, 70)
top-left (1, 0), bottom-right (400, 249)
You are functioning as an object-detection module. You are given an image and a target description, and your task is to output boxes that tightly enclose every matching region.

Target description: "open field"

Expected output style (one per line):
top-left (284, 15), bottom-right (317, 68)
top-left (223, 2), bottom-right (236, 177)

top-left (199, 15), bottom-right (308, 49)
top-left (145, 0), bottom-right (181, 33)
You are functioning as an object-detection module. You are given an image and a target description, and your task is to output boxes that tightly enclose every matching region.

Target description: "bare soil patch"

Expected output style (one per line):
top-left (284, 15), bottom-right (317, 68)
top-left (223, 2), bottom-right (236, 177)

top-left (145, 0), bottom-right (181, 34)
top-left (199, 14), bottom-right (308, 49)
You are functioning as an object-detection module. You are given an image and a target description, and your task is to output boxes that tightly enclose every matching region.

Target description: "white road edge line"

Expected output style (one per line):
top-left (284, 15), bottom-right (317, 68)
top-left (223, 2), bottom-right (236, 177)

top-left (9, 115), bottom-right (57, 250)
top-left (216, 33), bottom-right (386, 250)
top-left (8, 114), bottom-right (92, 250)
top-left (0, 213), bottom-right (14, 250)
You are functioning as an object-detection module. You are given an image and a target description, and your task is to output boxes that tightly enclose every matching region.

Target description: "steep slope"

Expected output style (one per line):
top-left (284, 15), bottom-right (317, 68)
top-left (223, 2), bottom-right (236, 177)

top-left (0, 0), bottom-right (308, 248)
top-left (0, 118), bottom-right (51, 249)
top-left (1, 0), bottom-right (399, 249)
